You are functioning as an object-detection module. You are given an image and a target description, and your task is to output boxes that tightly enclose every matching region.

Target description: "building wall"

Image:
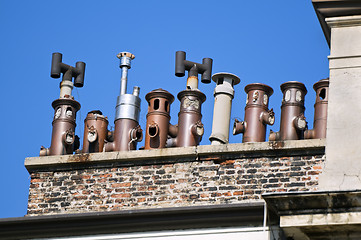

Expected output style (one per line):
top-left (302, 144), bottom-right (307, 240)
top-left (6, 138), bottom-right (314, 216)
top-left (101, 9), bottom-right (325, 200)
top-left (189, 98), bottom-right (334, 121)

top-left (26, 140), bottom-right (325, 216)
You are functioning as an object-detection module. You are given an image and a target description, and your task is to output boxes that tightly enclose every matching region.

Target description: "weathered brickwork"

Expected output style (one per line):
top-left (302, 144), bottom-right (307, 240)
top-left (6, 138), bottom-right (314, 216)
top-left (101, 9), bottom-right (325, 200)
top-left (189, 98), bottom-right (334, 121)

top-left (27, 154), bottom-right (325, 215)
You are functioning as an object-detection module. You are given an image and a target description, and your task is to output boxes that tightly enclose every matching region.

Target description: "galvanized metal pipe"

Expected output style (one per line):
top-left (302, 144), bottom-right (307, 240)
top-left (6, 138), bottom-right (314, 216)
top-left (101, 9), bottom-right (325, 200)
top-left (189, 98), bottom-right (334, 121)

top-left (104, 52), bottom-right (142, 152)
top-left (120, 67), bottom-right (129, 95)
top-left (117, 52), bottom-right (134, 95)
top-left (209, 72), bottom-right (240, 145)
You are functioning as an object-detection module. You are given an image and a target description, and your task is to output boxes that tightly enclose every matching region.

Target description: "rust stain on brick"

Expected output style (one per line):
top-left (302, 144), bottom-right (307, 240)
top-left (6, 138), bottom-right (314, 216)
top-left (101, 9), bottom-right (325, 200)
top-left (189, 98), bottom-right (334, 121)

top-left (68, 153), bottom-right (91, 163)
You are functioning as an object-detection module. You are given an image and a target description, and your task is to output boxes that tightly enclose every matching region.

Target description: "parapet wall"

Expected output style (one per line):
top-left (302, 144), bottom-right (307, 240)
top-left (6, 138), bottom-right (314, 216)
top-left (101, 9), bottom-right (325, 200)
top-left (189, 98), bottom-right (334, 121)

top-left (25, 139), bottom-right (325, 216)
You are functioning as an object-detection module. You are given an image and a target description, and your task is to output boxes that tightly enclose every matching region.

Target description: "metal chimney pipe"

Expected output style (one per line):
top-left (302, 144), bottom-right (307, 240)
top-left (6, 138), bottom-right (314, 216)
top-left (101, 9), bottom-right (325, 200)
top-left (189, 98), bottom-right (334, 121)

top-left (304, 78), bottom-right (329, 139)
top-left (209, 72), bottom-right (240, 145)
top-left (175, 90), bottom-right (206, 147)
top-left (175, 51), bottom-right (213, 89)
top-left (117, 52), bottom-right (135, 95)
top-left (40, 52), bottom-right (85, 156)
top-left (82, 110), bottom-right (109, 153)
top-left (168, 51), bottom-right (212, 147)
top-left (269, 81), bottom-right (307, 141)
top-left (104, 52), bottom-right (143, 152)
top-left (144, 89), bottom-right (175, 149)
top-left (233, 83), bottom-right (274, 142)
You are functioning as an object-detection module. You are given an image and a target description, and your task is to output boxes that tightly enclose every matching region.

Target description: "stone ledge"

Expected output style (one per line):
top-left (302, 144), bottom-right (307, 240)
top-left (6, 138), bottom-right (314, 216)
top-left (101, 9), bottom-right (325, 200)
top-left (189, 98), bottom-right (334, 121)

top-left (25, 139), bottom-right (325, 172)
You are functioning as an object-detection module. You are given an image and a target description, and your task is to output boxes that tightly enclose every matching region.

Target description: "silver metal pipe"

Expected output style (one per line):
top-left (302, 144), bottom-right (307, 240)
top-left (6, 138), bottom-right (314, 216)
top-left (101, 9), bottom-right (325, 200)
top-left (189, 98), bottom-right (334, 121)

top-left (133, 86), bottom-right (140, 97)
top-left (117, 52), bottom-right (135, 95)
top-left (120, 67), bottom-right (128, 95)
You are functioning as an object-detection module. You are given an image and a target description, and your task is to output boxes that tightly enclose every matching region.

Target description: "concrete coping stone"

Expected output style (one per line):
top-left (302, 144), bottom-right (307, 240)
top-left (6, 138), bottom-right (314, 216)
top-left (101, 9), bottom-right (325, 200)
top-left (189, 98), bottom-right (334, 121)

top-left (25, 139), bottom-right (325, 172)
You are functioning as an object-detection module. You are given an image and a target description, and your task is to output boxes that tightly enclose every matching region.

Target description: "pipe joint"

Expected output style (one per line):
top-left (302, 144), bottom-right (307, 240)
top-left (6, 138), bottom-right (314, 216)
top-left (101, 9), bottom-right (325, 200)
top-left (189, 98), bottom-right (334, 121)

top-left (233, 119), bottom-right (246, 135)
top-left (166, 137), bottom-right (177, 148)
top-left (39, 146), bottom-right (50, 156)
top-left (168, 124), bottom-right (178, 138)
top-left (214, 84), bottom-right (235, 98)
top-left (191, 121), bottom-right (204, 137)
top-left (130, 125), bottom-right (143, 143)
top-left (304, 129), bottom-right (315, 139)
top-left (293, 114), bottom-right (307, 131)
top-left (269, 130), bottom-right (279, 141)
top-left (260, 108), bottom-right (275, 125)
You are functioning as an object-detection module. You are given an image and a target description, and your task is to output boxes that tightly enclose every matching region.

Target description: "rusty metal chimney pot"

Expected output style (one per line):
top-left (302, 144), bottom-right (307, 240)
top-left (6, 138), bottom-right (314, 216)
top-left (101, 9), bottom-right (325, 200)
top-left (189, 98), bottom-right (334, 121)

top-left (82, 110), bottom-right (108, 153)
top-left (233, 83), bottom-right (274, 143)
top-left (269, 81), bottom-right (307, 141)
top-left (304, 78), bottom-right (329, 139)
top-left (144, 89), bottom-right (175, 149)
top-left (40, 52), bottom-right (85, 156)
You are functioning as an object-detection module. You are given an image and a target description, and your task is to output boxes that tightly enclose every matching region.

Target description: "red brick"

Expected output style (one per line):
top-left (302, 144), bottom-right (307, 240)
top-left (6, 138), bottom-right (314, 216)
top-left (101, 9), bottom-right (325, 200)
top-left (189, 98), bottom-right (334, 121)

top-left (111, 193), bottom-right (131, 198)
top-left (233, 191), bottom-right (244, 196)
top-left (31, 178), bottom-right (43, 183)
top-left (112, 182), bottom-right (131, 188)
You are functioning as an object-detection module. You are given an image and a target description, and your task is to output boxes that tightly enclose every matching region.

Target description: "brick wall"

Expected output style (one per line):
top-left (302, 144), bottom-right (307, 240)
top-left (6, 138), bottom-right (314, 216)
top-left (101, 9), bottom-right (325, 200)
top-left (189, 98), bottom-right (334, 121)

top-left (26, 141), bottom-right (325, 215)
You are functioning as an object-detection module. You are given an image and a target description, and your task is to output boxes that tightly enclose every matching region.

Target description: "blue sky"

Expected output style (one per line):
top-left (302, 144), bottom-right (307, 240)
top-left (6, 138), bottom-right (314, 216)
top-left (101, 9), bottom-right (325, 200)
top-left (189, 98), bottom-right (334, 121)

top-left (0, 1), bottom-right (329, 218)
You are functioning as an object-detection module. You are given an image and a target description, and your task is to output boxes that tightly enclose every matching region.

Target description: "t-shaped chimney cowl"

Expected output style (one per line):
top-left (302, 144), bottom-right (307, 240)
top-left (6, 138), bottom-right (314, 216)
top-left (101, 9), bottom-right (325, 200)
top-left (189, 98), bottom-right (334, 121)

top-left (51, 52), bottom-right (86, 94)
top-left (40, 53), bottom-right (86, 156)
top-left (175, 51), bottom-right (213, 89)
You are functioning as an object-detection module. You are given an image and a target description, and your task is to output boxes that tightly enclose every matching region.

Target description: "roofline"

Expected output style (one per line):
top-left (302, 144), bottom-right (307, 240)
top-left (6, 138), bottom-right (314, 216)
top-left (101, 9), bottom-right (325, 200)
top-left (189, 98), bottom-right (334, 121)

top-left (263, 189), bottom-right (361, 216)
top-left (312, 0), bottom-right (361, 46)
top-left (0, 203), bottom-right (265, 239)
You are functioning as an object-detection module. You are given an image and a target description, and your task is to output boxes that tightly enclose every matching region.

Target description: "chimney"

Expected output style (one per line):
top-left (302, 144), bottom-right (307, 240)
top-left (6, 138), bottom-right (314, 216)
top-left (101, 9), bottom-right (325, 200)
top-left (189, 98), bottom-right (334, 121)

top-left (82, 110), bottom-right (108, 153)
top-left (168, 51), bottom-right (213, 147)
top-left (209, 72), bottom-right (240, 145)
top-left (304, 78), bottom-right (329, 139)
top-left (144, 89), bottom-right (174, 149)
top-left (233, 83), bottom-right (274, 143)
top-left (104, 52), bottom-right (143, 152)
top-left (40, 53), bottom-right (85, 156)
top-left (269, 81), bottom-right (307, 141)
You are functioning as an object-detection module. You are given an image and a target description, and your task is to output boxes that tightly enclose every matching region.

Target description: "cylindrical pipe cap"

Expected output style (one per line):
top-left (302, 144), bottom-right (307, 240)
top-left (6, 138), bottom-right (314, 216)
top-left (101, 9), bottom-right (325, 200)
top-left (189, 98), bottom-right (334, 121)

top-left (212, 72), bottom-right (240, 86)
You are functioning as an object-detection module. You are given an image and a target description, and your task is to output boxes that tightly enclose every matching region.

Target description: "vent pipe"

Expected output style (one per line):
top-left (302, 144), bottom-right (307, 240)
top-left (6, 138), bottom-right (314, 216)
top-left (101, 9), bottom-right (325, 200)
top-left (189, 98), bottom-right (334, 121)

top-left (209, 72), bottom-right (240, 145)
top-left (168, 51), bottom-right (213, 147)
top-left (144, 89), bottom-right (174, 149)
top-left (304, 78), bottom-right (329, 139)
top-left (233, 83), bottom-right (274, 142)
top-left (105, 52), bottom-right (143, 152)
top-left (269, 81), bottom-right (307, 141)
top-left (40, 52), bottom-right (85, 156)
top-left (82, 110), bottom-right (108, 153)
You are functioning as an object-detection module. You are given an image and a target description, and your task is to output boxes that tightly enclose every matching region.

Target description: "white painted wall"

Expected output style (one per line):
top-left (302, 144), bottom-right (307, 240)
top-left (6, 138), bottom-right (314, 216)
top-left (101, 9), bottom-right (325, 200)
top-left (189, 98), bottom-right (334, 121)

top-left (48, 227), bottom-right (281, 240)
